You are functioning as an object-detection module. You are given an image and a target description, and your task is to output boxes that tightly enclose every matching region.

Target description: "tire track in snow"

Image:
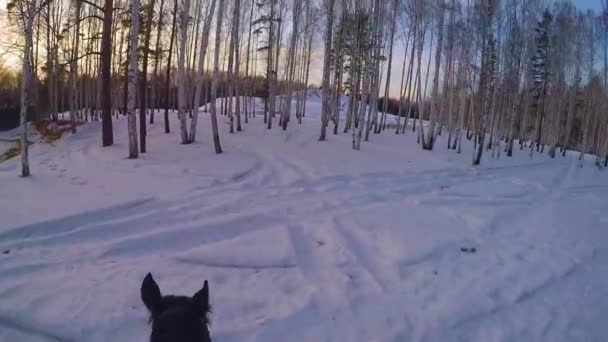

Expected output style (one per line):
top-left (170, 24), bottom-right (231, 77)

top-left (435, 160), bottom-right (580, 333)
top-left (0, 198), bottom-right (154, 242)
top-left (332, 216), bottom-right (390, 293)
top-left (0, 314), bottom-right (73, 342)
top-left (174, 257), bottom-right (297, 270)
top-left (381, 159), bottom-right (579, 335)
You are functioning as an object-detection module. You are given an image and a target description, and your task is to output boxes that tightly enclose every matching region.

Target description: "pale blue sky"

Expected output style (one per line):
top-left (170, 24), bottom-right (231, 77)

top-left (574, 0), bottom-right (602, 11)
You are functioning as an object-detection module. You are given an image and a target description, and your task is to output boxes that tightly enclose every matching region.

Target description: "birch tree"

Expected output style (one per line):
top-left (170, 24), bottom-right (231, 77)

top-left (189, 0), bottom-right (217, 143)
top-left (164, 0), bottom-right (178, 133)
top-left (281, 0), bottom-right (302, 131)
top-left (208, 0), bottom-right (224, 153)
top-left (101, 0), bottom-right (114, 146)
top-left (69, 0), bottom-right (82, 134)
top-left (139, 0), bottom-right (157, 152)
top-left (319, 0), bottom-right (335, 140)
top-left (16, 0), bottom-right (40, 176)
top-left (420, 0), bottom-right (445, 151)
top-left (127, 0), bottom-right (140, 158)
top-left (150, 0), bottom-right (165, 124)
top-left (378, 0), bottom-right (398, 133)
top-left (176, 0), bottom-right (191, 144)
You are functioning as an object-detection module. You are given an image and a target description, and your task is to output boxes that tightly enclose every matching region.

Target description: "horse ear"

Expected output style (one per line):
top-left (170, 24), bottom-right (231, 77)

top-left (193, 280), bottom-right (210, 313)
top-left (141, 273), bottom-right (162, 315)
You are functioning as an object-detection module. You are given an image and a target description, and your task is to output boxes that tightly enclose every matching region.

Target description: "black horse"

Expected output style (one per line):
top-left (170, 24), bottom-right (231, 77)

top-left (141, 273), bottom-right (211, 342)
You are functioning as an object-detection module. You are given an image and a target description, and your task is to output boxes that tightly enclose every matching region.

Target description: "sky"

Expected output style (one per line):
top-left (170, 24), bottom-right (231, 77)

top-left (575, 0), bottom-right (602, 11)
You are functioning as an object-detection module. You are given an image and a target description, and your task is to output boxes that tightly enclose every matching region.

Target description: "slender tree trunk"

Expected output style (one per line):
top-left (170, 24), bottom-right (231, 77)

top-left (379, 0), bottom-right (397, 133)
top-left (101, 0), bottom-right (114, 146)
top-left (281, 0), bottom-right (300, 130)
top-left (139, 0), bottom-right (157, 152)
top-left (266, 0), bottom-right (278, 129)
top-left (301, 19), bottom-right (313, 121)
top-left (177, 0), bottom-right (192, 144)
top-left (234, 0), bottom-right (242, 132)
top-left (164, 0), bottom-right (178, 133)
top-left (226, 0), bottom-right (239, 133)
top-left (189, 0), bottom-right (218, 142)
top-left (69, 0), bottom-right (82, 134)
top-left (319, 0), bottom-right (336, 140)
top-left (209, 0), bottom-right (225, 153)
top-left (151, 0), bottom-right (166, 124)
top-left (395, 30), bottom-right (412, 133)
top-left (128, 0), bottom-right (141, 158)
top-left (243, 0), bottom-right (255, 122)
top-left (20, 0), bottom-right (38, 177)
top-left (364, 0), bottom-right (382, 142)
top-left (421, 1), bottom-right (445, 150)
top-left (122, 24), bottom-right (130, 115)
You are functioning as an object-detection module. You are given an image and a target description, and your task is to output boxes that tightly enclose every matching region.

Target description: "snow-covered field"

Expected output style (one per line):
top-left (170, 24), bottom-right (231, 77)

top-left (0, 96), bottom-right (607, 342)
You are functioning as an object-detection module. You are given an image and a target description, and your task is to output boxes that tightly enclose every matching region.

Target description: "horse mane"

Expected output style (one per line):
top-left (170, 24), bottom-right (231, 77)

top-left (147, 295), bottom-right (212, 326)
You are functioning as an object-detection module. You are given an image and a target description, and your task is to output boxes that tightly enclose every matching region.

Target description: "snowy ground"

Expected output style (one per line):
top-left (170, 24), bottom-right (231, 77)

top-left (0, 96), bottom-right (607, 342)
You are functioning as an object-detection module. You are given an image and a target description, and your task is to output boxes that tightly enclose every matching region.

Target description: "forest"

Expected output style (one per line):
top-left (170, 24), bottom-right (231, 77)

top-left (1, 0), bottom-right (608, 175)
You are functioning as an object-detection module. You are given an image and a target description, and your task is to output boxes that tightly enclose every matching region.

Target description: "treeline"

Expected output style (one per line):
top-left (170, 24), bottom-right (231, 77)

top-left (4, 0), bottom-right (608, 177)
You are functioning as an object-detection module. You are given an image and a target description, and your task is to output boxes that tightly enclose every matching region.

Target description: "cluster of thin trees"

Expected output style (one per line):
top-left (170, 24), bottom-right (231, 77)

top-left (5, 0), bottom-right (608, 177)
top-left (319, 0), bottom-right (608, 166)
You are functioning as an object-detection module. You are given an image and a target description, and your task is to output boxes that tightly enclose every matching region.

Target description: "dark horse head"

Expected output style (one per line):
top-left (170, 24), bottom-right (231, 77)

top-left (141, 273), bottom-right (211, 342)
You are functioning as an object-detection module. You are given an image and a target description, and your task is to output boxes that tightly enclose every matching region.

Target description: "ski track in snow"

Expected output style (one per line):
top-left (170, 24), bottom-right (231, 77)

top-left (1, 99), bottom-right (607, 341)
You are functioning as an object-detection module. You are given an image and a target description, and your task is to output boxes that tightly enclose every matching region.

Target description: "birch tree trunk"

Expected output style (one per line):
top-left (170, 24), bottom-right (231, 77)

top-left (281, 0), bottom-right (301, 130)
top-left (364, 0), bottom-right (382, 142)
top-left (300, 12), bottom-right (313, 122)
top-left (420, 1), bottom-right (445, 150)
top-left (150, 0), bottom-right (166, 124)
top-left (394, 48), bottom-right (407, 133)
top-left (69, 0), bottom-right (82, 134)
top-left (209, 0), bottom-right (225, 153)
top-left (226, 0), bottom-right (241, 133)
top-left (379, 0), bottom-right (397, 133)
top-left (164, 0), bottom-right (178, 133)
top-left (189, 0), bottom-right (218, 142)
top-left (233, 0), bottom-right (242, 132)
top-left (19, 0), bottom-right (38, 177)
top-left (319, 0), bottom-right (336, 140)
top-left (101, 0), bottom-right (114, 146)
top-left (127, 0), bottom-right (141, 158)
top-left (244, 0), bottom-right (255, 122)
top-left (139, 0), bottom-right (157, 152)
top-left (177, 0), bottom-right (192, 144)
top-left (265, 0), bottom-right (278, 129)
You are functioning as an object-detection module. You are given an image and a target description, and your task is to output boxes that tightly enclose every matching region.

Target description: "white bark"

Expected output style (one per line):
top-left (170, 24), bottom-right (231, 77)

top-left (69, 0), bottom-right (82, 134)
top-left (421, 1), bottom-right (445, 150)
top-left (209, 0), bottom-right (225, 153)
top-left (19, 0), bottom-right (38, 177)
top-left (319, 0), bottom-right (335, 140)
top-left (177, 0), bottom-right (192, 144)
top-left (189, 0), bottom-right (218, 143)
top-left (281, 0), bottom-right (301, 130)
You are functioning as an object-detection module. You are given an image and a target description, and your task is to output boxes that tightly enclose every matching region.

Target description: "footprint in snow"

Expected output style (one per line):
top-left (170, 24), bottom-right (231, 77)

top-left (460, 247), bottom-right (477, 254)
